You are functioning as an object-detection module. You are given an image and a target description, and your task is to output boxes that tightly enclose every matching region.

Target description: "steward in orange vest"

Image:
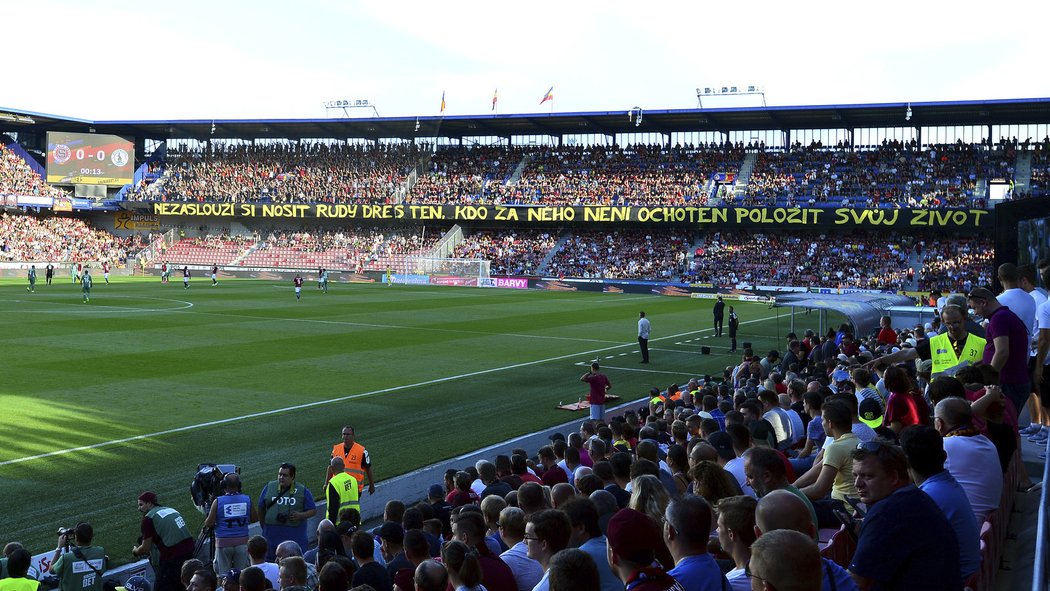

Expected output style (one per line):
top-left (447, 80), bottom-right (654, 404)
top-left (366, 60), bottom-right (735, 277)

top-left (329, 425), bottom-right (375, 496)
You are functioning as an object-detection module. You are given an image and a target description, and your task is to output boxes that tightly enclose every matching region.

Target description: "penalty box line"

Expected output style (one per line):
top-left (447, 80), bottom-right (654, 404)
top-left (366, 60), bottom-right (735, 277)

top-left (0, 312), bottom-right (780, 467)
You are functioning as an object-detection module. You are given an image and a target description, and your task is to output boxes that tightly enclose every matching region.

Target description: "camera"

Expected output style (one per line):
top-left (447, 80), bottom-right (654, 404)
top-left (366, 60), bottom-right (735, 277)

top-left (57, 527), bottom-right (75, 538)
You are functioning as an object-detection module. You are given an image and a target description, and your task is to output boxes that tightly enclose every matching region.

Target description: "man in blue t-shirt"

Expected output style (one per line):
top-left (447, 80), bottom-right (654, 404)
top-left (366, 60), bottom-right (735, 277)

top-left (663, 495), bottom-right (727, 591)
top-left (899, 426), bottom-right (981, 582)
top-left (849, 442), bottom-right (961, 591)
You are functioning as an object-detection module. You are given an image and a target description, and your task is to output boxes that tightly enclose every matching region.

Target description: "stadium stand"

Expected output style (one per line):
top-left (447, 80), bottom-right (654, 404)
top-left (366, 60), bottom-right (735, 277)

top-left (545, 229), bottom-right (692, 280)
top-left (743, 140), bottom-right (1014, 209)
top-left (0, 145), bottom-right (71, 198)
top-left (86, 139), bottom-right (1050, 208)
top-left (0, 213), bottom-right (142, 263)
top-left (136, 143), bottom-right (424, 204)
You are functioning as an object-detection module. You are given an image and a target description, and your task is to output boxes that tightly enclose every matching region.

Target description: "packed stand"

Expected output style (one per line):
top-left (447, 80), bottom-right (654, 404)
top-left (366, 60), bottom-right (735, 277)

top-left (1029, 142), bottom-right (1050, 198)
top-left (451, 229), bottom-right (559, 276)
top-left (0, 213), bottom-right (142, 263)
top-left (142, 143), bottom-right (423, 204)
top-left (685, 230), bottom-right (917, 290)
top-left (407, 146), bottom-right (525, 205)
top-left (0, 145), bottom-right (70, 198)
top-left (546, 230), bottom-right (692, 281)
top-left (744, 140), bottom-right (1013, 209)
top-left (916, 237), bottom-right (996, 293)
top-left (507, 143), bottom-right (744, 206)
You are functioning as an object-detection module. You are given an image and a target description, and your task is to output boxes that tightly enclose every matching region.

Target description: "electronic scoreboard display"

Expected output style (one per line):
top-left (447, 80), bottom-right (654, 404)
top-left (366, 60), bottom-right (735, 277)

top-left (46, 132), bottom-right (135, 186)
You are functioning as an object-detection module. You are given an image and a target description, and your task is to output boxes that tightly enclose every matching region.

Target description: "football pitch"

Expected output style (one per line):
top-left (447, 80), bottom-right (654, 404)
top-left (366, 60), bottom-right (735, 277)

top-left (0, 276), bottom-right (832, 560)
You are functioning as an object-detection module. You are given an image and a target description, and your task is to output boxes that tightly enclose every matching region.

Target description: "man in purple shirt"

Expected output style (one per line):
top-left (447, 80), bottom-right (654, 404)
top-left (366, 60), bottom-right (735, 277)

top-left (580, 362), bottom-right (611, 421)
top-left (968, 287), bottom-right (1031, 412)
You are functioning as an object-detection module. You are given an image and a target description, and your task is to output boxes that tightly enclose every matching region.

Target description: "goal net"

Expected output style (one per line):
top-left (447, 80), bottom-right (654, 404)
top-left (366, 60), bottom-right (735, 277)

top-left (401, 256), bottom-right (491, 286)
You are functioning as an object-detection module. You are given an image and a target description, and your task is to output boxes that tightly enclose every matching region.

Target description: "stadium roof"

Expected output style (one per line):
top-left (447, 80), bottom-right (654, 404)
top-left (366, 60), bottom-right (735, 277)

top-left (4, 97), bottom-right (1050, 142)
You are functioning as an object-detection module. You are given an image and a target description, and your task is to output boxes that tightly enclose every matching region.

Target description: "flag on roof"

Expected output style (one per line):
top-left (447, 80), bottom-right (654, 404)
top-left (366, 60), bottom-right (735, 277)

top-left (539, 86), bottom-right (553, 105)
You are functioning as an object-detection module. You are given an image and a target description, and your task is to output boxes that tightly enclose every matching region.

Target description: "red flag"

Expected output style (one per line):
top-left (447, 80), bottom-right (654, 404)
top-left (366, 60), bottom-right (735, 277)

top-left (539, 86), bottom-right (553, 105)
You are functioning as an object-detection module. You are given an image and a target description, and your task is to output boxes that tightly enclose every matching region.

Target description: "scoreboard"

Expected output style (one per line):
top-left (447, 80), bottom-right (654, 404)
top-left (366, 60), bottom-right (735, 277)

top-left (46, 132), bottom-right (135, 186)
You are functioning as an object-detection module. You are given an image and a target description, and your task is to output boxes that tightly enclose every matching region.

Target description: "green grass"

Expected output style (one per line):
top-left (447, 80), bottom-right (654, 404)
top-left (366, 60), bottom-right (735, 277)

top-left (0, 276), bottom-right (821, 561)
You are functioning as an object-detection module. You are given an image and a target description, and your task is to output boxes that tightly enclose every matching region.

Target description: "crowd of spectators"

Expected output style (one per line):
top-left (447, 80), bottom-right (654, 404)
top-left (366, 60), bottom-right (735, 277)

top-left (685, 231), bottom-right (918, 290)
top-left (502, 143), bottom-right (744, 207)
top-left (1028, 144), bottom-right (1050, 198)
top-left (407, 146), bottom-right (524, 205)
top-left (742, 140), bottom-right (1013, 209)
top-left (0, 146), bottom-right (70, 198)
top-left (140, 143), bottom-right (424, 204)
top-left (0, 213), bottom-right (143, 264)
top-left (0, 213), bottom-right (995, 290)
top-left (451, 230), bottom-right (558, 276)
top-left (917, 238), bottom-right (996, 293)
top-left (545, 230), bottom-right (692, 281)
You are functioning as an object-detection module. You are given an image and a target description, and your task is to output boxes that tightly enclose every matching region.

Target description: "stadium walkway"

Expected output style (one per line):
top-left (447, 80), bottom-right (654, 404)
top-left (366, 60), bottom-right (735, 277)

top-left (992, 434), bottom-right (1046, 591)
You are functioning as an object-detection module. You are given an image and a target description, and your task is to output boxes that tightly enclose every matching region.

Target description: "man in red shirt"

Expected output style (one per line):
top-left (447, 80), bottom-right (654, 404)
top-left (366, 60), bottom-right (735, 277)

top-left (580, 362), bottom-right (611, 421)
top-left (876, 316), bottom-right (898, 347)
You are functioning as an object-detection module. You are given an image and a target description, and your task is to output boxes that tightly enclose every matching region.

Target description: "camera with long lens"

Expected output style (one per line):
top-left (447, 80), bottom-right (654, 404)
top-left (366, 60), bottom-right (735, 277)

top-left (57, 527), bottom-right (75, 550)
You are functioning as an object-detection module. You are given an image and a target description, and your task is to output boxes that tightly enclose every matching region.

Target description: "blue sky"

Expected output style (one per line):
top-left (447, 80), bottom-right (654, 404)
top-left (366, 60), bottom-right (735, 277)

top-left (6, 0), bottom-right (1048, 121)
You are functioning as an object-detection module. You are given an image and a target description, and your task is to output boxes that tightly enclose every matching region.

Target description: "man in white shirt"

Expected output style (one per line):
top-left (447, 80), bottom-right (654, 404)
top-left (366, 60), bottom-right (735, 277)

top-left (637, 311), bottom-right (651, 364)
top-left (1028, 264), bottom-right (1050, 455)
top-left (934, 398), bottom-right (1003, 522)
top-left (1018, 264), bottom-right (1050, 442)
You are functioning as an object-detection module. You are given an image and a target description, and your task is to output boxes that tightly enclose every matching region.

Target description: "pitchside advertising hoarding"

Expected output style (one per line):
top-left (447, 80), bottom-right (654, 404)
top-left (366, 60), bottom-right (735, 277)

top-left (46, 132), bottom-right (135, 186)
top-left (141, 202), bottom-right (991, 229)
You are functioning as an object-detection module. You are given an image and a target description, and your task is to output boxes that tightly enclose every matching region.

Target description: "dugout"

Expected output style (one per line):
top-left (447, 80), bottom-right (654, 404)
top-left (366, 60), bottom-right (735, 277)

top-left (771, 292), bottom-right (917, 339)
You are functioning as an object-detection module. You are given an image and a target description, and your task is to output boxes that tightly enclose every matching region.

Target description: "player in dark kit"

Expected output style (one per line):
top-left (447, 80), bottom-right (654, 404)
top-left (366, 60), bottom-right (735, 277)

top-left (294, 274), bottom-right (304, 300)
top-left (182, 266), bottom-right (190, 289)
top-left (45, 263), bottom-right (54, 285)
top-left (211, 264), bottom-right (219, 286)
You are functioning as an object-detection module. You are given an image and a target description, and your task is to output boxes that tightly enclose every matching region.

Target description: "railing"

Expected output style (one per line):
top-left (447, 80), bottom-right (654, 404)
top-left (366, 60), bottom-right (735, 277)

top-left (1033, 436), bottom-right (1050, 590)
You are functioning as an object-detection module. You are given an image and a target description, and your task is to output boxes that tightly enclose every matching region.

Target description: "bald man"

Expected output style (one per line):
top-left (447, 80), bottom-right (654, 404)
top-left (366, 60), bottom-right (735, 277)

top-left (754, 490), bottom-right (858, 591)
top-left (325, 457), bottom-right (360, 522)
top-left (748, 530), bottom-right (822, 591)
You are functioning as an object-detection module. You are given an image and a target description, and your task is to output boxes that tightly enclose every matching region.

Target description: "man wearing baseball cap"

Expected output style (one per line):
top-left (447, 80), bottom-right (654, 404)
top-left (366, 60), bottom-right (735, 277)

top-left (858, 398), bottom-right (885, 430)
top-left (605, 508), bottom-right (685, 590)
top-left (117, 576), bottom-right (152, 591)
top-left (132, 492), bottom-right (194, 591)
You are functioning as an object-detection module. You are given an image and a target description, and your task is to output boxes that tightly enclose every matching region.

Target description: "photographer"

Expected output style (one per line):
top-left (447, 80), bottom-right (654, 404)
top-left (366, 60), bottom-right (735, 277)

top-left (49, 524), bottom-right (106, 591)
top-left (257, 463), bottom-right (316, 561)
top-left (131, 492), bottom-right (194, 591)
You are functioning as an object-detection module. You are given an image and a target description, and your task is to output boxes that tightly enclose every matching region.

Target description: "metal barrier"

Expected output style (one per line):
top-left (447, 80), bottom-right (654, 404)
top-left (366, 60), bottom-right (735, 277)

top-left (1034, 436), bottom-right (1050, 591)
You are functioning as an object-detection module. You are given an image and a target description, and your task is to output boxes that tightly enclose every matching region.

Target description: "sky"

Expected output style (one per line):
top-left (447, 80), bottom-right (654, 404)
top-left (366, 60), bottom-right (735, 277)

top-left (5, 0), bottom-right (1049, 122)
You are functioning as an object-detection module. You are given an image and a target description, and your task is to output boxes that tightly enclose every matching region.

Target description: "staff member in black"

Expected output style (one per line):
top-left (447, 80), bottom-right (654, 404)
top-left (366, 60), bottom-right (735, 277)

top-left (728, 306), bottom-right (739, 353)
top-left (713, 296), bottom-right (725, 336)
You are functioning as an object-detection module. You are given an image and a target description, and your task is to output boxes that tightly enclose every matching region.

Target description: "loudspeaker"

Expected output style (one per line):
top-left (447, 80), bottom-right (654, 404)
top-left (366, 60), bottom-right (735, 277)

top-left (701, 346), bottom-right (711, 355)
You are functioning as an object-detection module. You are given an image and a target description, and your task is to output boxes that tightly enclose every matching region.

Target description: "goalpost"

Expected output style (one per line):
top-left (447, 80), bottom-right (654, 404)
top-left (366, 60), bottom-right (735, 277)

top-left (401, 256), bottom-right (491, 286)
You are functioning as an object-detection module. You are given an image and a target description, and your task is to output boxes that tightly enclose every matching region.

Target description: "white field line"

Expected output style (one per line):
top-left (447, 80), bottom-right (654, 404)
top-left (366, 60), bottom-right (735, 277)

top-left (573, 362), bottom-right (690, 376)
top-left (0, 296), bottom-right (194, 313)
top-left (0, 314), bottom-right (777, 467)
